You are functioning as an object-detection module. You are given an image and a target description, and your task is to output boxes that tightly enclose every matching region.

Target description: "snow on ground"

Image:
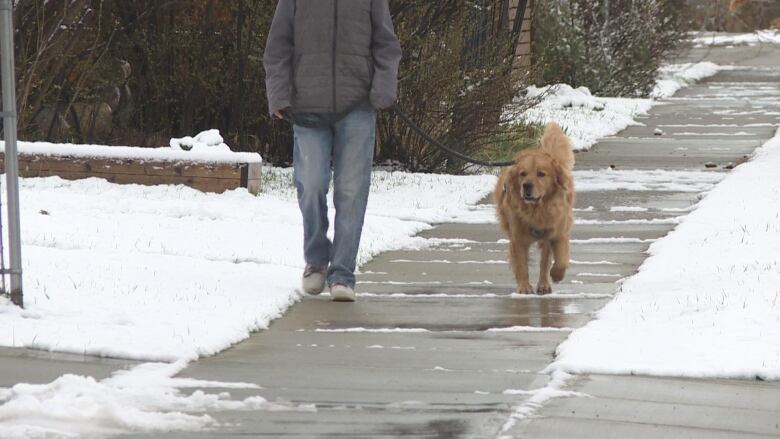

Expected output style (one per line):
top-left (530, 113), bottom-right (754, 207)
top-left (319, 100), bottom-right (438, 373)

top-left (691, 30), bottom-right (780, 47)
top-left (551, 128), bottom-right (780, 380)
top-left (0, 169), bottom-right (494, 436)
top-left (518, 86), bottom-right (652, 151)
top-left (515, 62), bottom-right (723, 151)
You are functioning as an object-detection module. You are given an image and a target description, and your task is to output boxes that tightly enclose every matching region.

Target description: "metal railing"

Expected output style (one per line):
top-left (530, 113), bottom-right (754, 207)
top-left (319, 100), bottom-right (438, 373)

top-left (0, 0), bottom-right (23, 308)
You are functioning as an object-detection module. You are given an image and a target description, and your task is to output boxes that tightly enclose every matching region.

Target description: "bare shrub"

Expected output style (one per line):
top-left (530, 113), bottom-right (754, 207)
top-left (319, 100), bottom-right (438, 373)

top-left (13, 0), bottom-right (117, 143)
top-left (377, 0), bottom-right (537, 173)
top-left (533, 0), bottom-right (690, 97)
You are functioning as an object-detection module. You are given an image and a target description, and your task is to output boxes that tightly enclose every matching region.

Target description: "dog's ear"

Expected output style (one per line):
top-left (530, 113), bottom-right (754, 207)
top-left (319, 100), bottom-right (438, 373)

top-left (496, 167), bottom-right (513, 205)
top-left (553, 160), bottom-right (572, 193)
top-left (503, 167), bottom-right (522, 200)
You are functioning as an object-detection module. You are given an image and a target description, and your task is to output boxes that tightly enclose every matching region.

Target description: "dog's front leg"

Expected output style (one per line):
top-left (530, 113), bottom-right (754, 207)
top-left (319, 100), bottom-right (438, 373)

top-left (537, 240), bottom-right (553, 295)
top-left (550, 237), bottom-right (570, 283)
top-left (510, 237), bottom-right (534, 294)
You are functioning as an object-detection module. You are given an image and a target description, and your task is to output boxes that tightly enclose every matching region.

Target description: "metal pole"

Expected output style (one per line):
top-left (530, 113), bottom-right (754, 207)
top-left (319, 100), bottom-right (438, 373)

top-left (0, 0), bottom-right (23, 308)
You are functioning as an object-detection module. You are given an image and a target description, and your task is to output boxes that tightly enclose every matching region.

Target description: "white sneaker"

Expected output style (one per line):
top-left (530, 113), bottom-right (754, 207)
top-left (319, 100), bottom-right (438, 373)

top-left (302, 265), bottom-right (327, 295)
top-left (330, 284), bottom-right (356, 302)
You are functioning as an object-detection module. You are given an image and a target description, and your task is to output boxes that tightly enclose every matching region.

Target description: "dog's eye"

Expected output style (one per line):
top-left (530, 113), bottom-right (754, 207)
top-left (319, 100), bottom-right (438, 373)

top-left (519, 171), bottom-right (527, 177)
top-left (537, 171), bottom-right (547, 178)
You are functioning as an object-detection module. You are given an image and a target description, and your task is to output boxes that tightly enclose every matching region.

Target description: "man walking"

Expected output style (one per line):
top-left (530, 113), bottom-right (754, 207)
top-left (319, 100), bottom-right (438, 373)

top-left (263, 0), bottom-right (402, 302)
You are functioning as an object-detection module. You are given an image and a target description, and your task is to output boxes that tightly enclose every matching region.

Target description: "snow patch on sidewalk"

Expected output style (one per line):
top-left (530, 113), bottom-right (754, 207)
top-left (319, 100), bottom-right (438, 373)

top-left (575, 168), bottom-right (724, 193)
top-left (551, 128), bottom-right (780, 380)
top-left (498, 371), bottom-right (587, 437)
top-left (0, 361), bottom-right (314, 439)
top-left (420, 168), bottom-right (724, 225)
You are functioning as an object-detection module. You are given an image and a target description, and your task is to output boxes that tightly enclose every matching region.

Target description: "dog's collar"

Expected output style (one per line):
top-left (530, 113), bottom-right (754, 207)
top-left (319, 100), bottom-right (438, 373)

top-left (530, 227), bottom-right (549, 239)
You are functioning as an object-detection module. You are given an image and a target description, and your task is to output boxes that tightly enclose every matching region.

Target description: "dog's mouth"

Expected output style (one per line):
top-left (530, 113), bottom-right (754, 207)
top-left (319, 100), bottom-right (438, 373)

top-left (522, 194), bottom-right (541, 204)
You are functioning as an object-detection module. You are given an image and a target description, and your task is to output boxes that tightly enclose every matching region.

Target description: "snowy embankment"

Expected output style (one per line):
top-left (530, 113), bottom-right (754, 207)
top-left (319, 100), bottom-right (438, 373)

top-left (551, 128), bottom-right (780, 380)
top-left (517, 62), bottom-right (722, 150)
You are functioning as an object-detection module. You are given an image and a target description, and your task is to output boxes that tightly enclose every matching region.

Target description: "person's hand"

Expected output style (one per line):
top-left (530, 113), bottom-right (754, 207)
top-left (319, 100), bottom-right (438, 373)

top-left (273, 107), bottom-right (289, 120)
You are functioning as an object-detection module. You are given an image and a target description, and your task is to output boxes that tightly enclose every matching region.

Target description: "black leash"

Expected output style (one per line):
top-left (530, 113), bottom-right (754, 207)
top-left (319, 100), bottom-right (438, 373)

top-left (282, 105), bottom-right (517, 168)
top-left (390, 105), bottom-right (516, 167)
top-left (282, 105), bottom-right (515, 167)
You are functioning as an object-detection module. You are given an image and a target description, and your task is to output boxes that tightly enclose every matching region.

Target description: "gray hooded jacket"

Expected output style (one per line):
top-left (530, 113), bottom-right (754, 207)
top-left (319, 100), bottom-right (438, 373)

top-left (263, 0), bottom-right (402, 115)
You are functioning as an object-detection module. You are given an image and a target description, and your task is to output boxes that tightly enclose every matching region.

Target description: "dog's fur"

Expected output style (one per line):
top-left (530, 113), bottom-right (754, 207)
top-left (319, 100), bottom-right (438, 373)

top-left (495, 122), bottom-right (575, 295)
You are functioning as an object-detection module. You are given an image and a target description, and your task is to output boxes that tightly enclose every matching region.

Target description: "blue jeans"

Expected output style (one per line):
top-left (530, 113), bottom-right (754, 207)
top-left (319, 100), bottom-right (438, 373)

top-left (293, 107), bottom-right (376, 289)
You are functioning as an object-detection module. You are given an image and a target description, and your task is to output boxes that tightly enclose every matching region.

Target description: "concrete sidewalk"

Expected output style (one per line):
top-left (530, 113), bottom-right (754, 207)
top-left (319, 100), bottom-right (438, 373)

top-left (1, 43), bottom-right (779, 438)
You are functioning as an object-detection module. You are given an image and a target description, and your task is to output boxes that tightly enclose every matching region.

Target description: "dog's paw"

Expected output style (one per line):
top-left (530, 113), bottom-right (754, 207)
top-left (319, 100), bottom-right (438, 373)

top-left (516, 283), bottom-right (534, 295)
top-left (550, 264), bottom-right (567, 283)
top-left (536, 283), bottom-right (552, 295)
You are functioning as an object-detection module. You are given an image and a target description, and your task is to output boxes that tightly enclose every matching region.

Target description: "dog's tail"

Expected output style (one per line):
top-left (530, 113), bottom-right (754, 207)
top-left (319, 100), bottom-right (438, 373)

top-left (539, 122), bottom-right (575, 170)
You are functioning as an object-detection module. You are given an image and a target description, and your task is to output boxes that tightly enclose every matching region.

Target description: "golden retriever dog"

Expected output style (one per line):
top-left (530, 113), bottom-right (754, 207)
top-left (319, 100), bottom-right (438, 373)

top-left (495, 122), bottom-right (575, 295)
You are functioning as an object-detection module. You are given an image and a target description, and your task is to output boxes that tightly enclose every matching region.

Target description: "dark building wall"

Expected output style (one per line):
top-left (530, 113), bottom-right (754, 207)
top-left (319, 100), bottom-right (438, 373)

top-left (509, 0), bottom-right (534, 66)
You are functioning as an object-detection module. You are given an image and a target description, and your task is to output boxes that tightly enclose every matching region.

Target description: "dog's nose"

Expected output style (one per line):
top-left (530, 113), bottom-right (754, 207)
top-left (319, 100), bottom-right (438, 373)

top-left (522, 182), bottom-right (533, 194)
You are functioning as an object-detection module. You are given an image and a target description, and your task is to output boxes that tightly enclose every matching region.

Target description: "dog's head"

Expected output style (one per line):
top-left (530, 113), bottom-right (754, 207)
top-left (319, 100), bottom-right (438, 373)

top-left (507, 151), bottom-right (569, 205)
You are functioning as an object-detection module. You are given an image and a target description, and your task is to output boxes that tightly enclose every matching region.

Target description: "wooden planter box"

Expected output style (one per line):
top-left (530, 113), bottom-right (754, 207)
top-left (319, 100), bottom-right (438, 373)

top-left (0, 143), bottom-right (263, 195)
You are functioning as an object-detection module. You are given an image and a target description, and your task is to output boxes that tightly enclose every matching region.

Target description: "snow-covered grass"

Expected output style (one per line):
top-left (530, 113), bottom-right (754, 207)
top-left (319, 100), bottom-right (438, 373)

top-left (691, 30), bottom-right (780, 47)
top-left (0, 168), bottom-right (495, 436)
top-left (550, 128), bottom-right (780, 380)
top-left (515, 62), bottom-right (723, 151)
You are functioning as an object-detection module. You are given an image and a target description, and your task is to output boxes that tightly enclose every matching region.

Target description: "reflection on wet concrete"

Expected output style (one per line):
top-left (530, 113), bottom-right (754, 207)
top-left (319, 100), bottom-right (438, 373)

top-left (289, 296), bottom-right (600, 331)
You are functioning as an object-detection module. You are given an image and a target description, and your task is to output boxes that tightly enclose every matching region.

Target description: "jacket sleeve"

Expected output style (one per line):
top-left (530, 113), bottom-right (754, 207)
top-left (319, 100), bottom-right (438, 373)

top-left (370, 0), bottom-right (402, 110)
top-left (263, 0), bottom-right (295, 115)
